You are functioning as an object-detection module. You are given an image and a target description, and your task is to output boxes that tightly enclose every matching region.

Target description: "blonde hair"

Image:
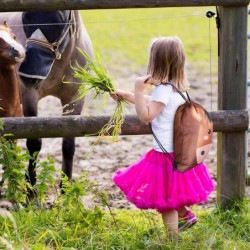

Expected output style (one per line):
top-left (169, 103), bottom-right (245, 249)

top-left (147, 36), bottom-right (189, 91)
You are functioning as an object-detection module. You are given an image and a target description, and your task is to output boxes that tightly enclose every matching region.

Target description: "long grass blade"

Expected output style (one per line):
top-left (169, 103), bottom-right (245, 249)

top-left (67, 48), bottom-right (126, 142)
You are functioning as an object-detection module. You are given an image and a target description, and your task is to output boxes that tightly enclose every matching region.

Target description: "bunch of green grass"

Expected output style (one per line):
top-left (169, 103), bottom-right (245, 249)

top-left (72, 48), bottom-right (126, 142)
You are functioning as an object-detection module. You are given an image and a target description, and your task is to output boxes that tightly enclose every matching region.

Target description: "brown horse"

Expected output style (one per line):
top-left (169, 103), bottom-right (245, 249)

top-left (0, 21), bottom-right (25, 118)
top-left (0, 21), bottom-right (25, 189)
top-left (0, 11), bottom-right (93, 186)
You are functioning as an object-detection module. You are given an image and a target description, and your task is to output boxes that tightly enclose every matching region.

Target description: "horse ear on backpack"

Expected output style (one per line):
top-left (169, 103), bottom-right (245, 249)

top-left (3, 20), bottom-right (9, 27)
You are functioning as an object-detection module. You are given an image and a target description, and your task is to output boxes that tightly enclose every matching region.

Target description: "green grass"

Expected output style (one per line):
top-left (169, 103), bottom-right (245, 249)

top-left (81, 7), bottom-right (218, 78)
top-left (1, 199), bottom-right (250, 249)
top-left (0, 134), bottom-right (249, 249)
top-left (68, 49), bottom-right (126, 142)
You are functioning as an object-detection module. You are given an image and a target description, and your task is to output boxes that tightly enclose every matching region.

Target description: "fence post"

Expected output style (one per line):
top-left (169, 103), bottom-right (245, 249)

top-left (217, 6), bottom-right (248, 207)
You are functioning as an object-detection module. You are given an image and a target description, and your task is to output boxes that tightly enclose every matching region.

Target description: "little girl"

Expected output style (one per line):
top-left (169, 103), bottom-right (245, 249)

top-left (110, 36), bottom-right (214, 236)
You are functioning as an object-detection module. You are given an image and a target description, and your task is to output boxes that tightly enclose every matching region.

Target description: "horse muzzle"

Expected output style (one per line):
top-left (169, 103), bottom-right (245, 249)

top-left (8, 46), bottom-right (25, 63)
top-left (20, 75), bottom-right (43, 90)
top-left (18, 43), bottom-right (55, 89)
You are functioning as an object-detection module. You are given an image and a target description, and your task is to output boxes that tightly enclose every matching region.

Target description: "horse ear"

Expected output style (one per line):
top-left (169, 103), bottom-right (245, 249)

top-left (3, 20), bottom-right (9, 27)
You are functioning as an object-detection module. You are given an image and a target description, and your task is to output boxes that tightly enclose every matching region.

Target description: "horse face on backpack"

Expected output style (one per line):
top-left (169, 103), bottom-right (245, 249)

top-left (173, 100), bottom-right (213, 173)
top-left (194, 109), bottom-right (213, 164)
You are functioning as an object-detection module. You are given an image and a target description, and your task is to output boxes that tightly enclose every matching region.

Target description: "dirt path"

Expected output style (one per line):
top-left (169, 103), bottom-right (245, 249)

top-left (16, 71), bottom-right (250, 210)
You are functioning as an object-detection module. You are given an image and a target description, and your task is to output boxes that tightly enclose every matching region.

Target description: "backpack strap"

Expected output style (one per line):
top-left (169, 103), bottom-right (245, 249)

top-left (149, 124), bottom-right (175, 164)
top-left (150, 82), bottom-right (191, 170)
top-left (165, 82), bottom-right (191, 103)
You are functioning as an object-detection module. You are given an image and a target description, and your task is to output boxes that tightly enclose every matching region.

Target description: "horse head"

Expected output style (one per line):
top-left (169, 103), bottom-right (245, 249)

top-left (19, 11), bottom-right (75, 89)
top-left (0, 21), bottom-right (25, 66)
top-left (196, 109), bottom-right (213, 164)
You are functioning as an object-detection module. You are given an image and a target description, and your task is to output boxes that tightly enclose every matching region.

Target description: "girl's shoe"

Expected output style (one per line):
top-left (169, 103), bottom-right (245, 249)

top-left (178, 210), bottom-right (198, 231)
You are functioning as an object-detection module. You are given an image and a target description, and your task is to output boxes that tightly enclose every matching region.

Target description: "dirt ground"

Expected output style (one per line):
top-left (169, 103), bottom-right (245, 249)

top-left (16, 71), bottom-right (250, 211)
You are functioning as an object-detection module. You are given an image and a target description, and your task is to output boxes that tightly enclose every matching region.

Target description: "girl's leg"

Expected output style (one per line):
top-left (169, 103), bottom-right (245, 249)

top-left (178, 206), bottom-right (198, 231)
top-left (178, 206), bottom-right (188, 217)
top-left (161, 210), bottom-right (178, 238)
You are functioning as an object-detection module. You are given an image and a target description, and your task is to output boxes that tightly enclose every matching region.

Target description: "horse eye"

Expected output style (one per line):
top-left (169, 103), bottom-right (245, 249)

top-left (208, 129), bottom-right (211, 134)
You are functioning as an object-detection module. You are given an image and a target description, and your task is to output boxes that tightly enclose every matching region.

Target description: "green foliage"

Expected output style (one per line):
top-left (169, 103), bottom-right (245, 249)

top-left (0, 136), bottom-right (249, 249)
top-left (33, 156), bottom-right (57, 205)
top-left (177, 201), bottom-right (250, 250)
top-left (1, 199), bottom-right (249, 249)
top-left (0, 135), bottom-right (58, 207)
top-left (0, 137), bottom-right (30, 204)
top-left (67, 48), bottom-right (126, 142)
top-left (73, 49), bottom-right (116, 98)
top-left (0, 158), bottom-right (107, 249)
top-left (0, 138), bottom-right (249, 249)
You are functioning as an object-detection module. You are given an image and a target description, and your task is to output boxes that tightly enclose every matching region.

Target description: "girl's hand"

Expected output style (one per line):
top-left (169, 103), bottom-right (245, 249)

top-left (109, 89), bottom-right (127, 101)
top-left (135, 75), bottom-right (151, 92)
top-left (134, 75), bottom-right (159, 92)
top-left (144, 76), bottom-right (159, 85)
top-left (109, 91), bottom-right (120, 101)
top-left (110, 89), bottom-right (135, 104)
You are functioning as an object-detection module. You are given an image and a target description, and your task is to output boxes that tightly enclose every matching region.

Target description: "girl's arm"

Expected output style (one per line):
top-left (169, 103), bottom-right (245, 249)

top-left (110, 89), bottom-right (150, 104)
top-left (134, 76), bottom-right (164, 123)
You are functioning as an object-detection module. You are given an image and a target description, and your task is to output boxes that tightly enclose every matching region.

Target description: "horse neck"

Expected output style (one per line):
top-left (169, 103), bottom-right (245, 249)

top-left (73, 10), bottom-right (80, 19)
top-left (0, 65), bottom-right (20, 99)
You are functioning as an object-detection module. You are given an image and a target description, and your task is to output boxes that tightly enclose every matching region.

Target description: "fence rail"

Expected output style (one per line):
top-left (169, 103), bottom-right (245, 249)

top-left (0, 110), bottom-right (248, 139)
top-left (0, 0), bottom-right (249, 12)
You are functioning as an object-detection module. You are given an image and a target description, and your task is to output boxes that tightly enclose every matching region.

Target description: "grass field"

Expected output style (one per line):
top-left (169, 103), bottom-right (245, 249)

top-left (0, 171), bottom-right (249, 249)
top-left (81, 7), bottom-right (219, 79)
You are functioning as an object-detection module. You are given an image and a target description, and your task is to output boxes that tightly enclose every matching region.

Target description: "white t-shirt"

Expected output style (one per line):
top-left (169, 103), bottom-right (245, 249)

top-left (150, 84), bottom-right (187, 152)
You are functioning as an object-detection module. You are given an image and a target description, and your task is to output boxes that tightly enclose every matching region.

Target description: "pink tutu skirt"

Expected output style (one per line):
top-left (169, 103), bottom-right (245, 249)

top-left (113, 149), bottom-right (215, 213)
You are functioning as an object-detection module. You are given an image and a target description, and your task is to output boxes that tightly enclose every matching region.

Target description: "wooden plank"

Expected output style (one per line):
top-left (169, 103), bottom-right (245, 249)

top-left (0, 110), bottom-right (248, 139)
top-left (217, 6), bottom-right (248, 207)
top-left (0, 0), bottom-right (249, 12)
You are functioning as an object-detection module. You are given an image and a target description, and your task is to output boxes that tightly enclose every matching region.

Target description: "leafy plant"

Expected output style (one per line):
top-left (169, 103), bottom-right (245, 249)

top-left (33, 156), bottom-right (57, 206)
top-left (0, 136), bottom-right (30, 204)
top-left (68, 48), bottom-right (126, 142)
top-left (0, 208), bottom-right (16, 250)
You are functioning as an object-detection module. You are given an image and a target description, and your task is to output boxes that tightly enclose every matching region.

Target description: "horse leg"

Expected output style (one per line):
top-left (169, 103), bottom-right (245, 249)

top-left (61, 99), bottom-right (84, 183)
top-left (62, 137), bottom-right (75, 181)
top-left (26, 138), bottom-right (42, 186)
top-left (21, 89), bottom-right (41, 186)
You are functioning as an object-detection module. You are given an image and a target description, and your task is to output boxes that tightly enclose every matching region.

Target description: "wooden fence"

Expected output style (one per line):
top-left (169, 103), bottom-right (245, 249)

top-left (0, 0), bottom-right (249, 12)
top-left (0, 0), bottom-right (249, 207)
top-left (0, 111), bottom-right (248, 139)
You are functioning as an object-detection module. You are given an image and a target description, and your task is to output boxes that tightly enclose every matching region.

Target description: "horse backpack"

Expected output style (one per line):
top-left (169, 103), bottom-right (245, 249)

top-left (151, 83), bottom-right (213, 173)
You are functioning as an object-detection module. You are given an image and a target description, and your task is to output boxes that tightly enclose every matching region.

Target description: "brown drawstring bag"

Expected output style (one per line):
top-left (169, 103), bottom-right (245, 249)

top-left (151, 83), bottom-right (213, 173)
